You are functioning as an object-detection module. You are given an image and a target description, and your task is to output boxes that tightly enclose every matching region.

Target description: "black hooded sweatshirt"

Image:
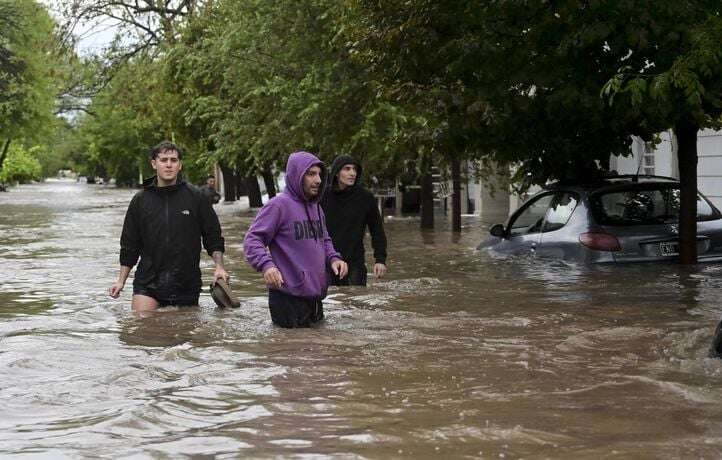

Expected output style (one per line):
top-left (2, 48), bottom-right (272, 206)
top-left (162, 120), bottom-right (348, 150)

top-left (320, 155), bottom-right (387, 267)
top-left (119, 176), bottom-right (225, 299)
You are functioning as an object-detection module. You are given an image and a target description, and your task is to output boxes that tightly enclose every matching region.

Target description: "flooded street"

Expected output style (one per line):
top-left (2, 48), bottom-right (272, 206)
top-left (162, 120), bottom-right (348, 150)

top-left (3, 180), bottom-right (722, 458)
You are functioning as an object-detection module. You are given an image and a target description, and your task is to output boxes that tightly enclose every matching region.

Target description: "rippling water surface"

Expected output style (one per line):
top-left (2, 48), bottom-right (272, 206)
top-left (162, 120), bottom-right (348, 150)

top-left (2, 180), bottom-right (722, 458)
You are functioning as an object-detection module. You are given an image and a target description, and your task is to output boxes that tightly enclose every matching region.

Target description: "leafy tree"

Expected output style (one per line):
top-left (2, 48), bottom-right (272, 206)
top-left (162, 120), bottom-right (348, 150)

top-left (601, 2), bottom-right (722, 263)
top-left (0, 0), bottom-right (59, 171)
top-left (40, 119), bottom-right (84, 177)
top-left (76, 56), bottom-right (169, 185)
top-left (165, 0), bottom-right (402, 204)
top-left (435, 2), bottom-right (633, 185)
top-left (0, 143), bottom-right (42, 184)
top-left (472, 1), bottom-right (722, 263)
top-left (0, 2), bottom-right (23, 96)
top-left (343, 1), bottom-right (493, 229)
top-left (57, 0), bottom-right (199, 61)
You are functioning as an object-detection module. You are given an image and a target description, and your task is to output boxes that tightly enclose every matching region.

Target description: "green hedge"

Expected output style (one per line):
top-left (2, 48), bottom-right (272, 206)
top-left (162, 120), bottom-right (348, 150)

top-left (0, 145), bottom-right (42, 184)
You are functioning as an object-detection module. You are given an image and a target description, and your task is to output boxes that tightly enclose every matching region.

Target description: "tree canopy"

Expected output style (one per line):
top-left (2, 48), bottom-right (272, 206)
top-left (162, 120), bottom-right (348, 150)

top-left (13, 0), bottom-right (722, 257)
top-left (0, 0), bottom-right (59, 144)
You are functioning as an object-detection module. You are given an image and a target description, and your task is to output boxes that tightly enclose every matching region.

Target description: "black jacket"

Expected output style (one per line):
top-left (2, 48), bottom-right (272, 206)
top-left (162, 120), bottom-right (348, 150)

top-left (120, 177), bottom-right (225, 298)
top-left (321, 155), bottom-right (387, 266)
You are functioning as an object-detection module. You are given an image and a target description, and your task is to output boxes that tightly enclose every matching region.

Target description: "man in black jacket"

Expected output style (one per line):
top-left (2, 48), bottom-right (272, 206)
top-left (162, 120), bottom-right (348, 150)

top-left (108, 141), bottom-right (229, 310)
top-left (321, 155), bottom-right (387, 286)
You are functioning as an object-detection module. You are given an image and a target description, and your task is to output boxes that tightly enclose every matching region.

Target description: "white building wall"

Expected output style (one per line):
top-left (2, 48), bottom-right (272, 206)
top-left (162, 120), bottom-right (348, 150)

top-left (612, 129), bottom-right (722, 209)
top-left (466, 162), bottom-right (513, 224)
top-left (611, 136), bottom-right (643, 174)
top-left (652, 132), bottom-right (676, 178)
top-left (698, 129), bottom-right (722, 207)
top-left (612, 132), bottom-right (676, 177)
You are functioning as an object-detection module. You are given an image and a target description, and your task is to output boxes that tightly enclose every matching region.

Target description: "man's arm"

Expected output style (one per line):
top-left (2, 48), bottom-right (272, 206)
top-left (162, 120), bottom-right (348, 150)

top-left (366, 193), bottom-right (388, 278)
top-left (199, 193), bottom-right (225, 257)
top-left (320, 208), bottom-right (347, 278)
top-left (244, 202), bottom-right (285, 289)
top-left (111, 197), bottom-right (141, 297)
top-left (119, 195), bottom-right (142, 268)
top-left (211, 250), bottom-right (229, 282)
top-left (320, 208), bottom-right (341, 265)
top-left (109, 265), bottom-right (131, 298)
top-left (197, 193), bottom-right (229, 282)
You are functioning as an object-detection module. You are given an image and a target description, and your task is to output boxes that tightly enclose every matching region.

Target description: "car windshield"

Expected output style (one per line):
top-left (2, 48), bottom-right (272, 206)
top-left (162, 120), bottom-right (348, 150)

top-left (591, 185), bottom-right (720, 225)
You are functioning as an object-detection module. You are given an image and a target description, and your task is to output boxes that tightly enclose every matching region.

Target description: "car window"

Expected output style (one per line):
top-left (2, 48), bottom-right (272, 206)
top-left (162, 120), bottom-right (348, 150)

top-left (509, 194), bottom-right (555, 237)
top-left (591, 186), bottom-right (720, 225)
top-left (542, 192), bottom-right (579, 232)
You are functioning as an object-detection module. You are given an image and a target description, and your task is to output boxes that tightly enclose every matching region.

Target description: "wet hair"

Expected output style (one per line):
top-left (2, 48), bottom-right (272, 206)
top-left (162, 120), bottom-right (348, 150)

top-left (150, 140), bottom-right (182, 159)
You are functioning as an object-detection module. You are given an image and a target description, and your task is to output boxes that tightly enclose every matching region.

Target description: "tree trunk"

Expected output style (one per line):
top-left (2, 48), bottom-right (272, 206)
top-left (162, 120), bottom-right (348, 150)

top-left (420, 171), bottom-right (434, 229)
top-left (219, 162), bottom-right (236, 202)
top-left (451, 158), bottom-right (462, 232)
top-left (0, 138), bottom-right (10, 171)
top-left (236, 168), bottom-right (248, 198)
top-left (674, 120), bottom-right (699, 265)
top-left (262, 169), bottom-right (277, 198)
top-left (246, 175), bottom-right (263, 208)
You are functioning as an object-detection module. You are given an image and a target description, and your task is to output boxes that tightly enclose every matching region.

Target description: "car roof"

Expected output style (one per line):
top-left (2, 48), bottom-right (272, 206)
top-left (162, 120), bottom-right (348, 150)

top-left (545, 175), bottom-right (679, 193)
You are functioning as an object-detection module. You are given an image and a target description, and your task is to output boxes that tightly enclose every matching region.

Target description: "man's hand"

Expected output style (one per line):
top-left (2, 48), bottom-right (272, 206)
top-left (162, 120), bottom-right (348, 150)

top-left (373, 263), bottom-right (387, 279)
top-left (109, 280), bottom-right (125, 298)
top-left (211, 252), bottom-right (228, 283)
top-left (263, 267), bottom-right (284, 289)
top-left (331, 259), bottom-right (348, 279)
top-left (214, 266), bottom-right (229, 283)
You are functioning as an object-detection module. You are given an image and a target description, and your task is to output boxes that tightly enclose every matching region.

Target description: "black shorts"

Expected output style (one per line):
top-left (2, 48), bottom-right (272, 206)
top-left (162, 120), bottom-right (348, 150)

top-left (133, 285), bottom-right (199, 307)
top-left (268, 289), bottom-right (324, 328)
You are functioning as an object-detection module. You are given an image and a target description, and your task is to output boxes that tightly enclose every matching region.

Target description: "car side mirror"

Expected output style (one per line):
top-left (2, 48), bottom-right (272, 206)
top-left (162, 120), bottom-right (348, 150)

top-left (489, 223), bottom-right (506, 238)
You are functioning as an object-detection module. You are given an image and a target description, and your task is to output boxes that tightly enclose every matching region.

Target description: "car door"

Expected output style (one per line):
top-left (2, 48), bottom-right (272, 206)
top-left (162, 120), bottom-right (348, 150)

top-left (497, 193), bottom-right (556, 256)
top-left (535, 192), bottom-right (580, 259)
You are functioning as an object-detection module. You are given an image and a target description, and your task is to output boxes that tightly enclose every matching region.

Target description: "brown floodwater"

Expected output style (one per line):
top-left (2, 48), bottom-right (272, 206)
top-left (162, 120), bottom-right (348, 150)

top-left (2, 179), bottom-right (722, 458)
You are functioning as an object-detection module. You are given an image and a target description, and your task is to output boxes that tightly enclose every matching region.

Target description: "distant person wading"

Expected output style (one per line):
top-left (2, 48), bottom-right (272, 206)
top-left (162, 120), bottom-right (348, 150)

top-left (200, 175), bottom-right (221, 205)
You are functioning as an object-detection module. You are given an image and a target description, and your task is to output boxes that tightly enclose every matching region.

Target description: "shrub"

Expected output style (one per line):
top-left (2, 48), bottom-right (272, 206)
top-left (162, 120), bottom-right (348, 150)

top-left (0, 144), bottom-right (42, 184)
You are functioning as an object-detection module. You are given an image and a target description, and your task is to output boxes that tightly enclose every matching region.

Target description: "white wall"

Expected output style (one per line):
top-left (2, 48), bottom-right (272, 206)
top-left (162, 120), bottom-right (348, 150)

top-left (612, 129), bottom-right (722, 209)
top-left (466, 162), bottom-right (513, 223)
top-left (612, 132), bottom-right (676, 177)
top-left (698, 129), bottom-right (722, 208)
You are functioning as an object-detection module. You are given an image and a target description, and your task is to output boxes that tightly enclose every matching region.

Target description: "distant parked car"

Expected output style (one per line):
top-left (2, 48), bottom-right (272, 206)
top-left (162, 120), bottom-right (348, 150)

top-left (478, 175), bottom-right (722, 263)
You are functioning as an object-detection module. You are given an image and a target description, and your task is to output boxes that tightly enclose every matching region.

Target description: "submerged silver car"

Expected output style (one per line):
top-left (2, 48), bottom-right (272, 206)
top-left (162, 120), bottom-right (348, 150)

top-left (478, 175), bottom-right (722, 263)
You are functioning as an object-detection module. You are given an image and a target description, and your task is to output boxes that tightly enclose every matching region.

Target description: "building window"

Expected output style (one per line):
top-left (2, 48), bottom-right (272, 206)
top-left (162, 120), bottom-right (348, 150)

top-left (642, 144), bottom-right (655, 175)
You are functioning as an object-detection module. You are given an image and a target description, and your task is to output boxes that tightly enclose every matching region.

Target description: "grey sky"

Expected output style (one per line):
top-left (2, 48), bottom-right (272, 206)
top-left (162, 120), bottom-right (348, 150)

top-left (40, 0), bottom-right (117, 54)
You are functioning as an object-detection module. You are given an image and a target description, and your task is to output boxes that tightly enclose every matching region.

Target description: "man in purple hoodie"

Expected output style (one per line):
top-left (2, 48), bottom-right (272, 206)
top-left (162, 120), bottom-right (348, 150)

top-left (244, 151), bottom-right (348, 328)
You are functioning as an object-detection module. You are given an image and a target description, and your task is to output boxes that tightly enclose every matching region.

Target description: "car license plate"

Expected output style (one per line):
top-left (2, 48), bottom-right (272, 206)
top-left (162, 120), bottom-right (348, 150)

top-left (659, 241), bottom-right (679, 256)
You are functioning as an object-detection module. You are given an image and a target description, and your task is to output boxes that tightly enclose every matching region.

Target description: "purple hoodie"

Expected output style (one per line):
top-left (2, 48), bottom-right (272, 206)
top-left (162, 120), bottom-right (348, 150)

top-left (243, 152), bottom-right (341, 299)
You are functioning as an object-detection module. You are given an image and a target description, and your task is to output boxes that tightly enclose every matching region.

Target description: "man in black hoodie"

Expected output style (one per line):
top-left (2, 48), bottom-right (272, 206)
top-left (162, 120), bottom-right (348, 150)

top-left (108, 141), bottom-right (229, 310)
top-left (321, 155), bottom-right (387, 286)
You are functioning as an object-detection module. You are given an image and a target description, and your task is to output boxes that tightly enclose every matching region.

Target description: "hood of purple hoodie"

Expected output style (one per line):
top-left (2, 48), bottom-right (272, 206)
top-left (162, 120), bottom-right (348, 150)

top-left (284, 151), bottom-right (328, 203)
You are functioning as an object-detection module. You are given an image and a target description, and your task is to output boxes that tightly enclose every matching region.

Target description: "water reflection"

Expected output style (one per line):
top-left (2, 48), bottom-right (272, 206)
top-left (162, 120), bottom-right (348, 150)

top-left (2, 181), bottom-right (722, 457)
top-left (118, 309), bottom-right (205, 347)
top-left (0, 291), bottom-right (54, 317)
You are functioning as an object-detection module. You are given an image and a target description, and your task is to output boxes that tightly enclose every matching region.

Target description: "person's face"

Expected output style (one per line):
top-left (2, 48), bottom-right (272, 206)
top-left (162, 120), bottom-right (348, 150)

top-left (337, 164), bottom-right (357, 189)
top-left (302, 165), bottom-right (322, 199)
top-left (207, 177), bottom-right (216, 187)
top-left (151, 150), bottom-right (182, 184)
